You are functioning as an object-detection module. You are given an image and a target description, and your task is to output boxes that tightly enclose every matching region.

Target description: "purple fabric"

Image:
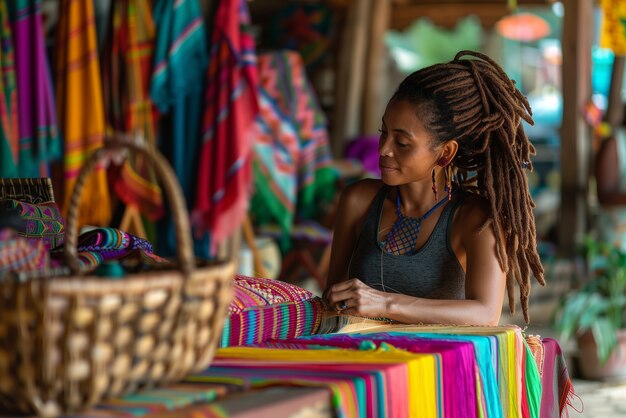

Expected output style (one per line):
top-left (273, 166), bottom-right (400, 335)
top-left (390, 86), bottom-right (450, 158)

top-left (51, 227), bottom-right (169, 272)
top-left (540, 338), bottom-right (577, 418)
top-left (262, 333), bottom-right (480, 418)
top-left (345, 135), bottom-right (380, 177)
top-left (10, 0), bottom-right (60, 177)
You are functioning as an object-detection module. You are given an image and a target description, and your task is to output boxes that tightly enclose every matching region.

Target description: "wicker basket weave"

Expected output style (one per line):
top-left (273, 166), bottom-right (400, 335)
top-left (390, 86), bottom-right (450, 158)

top-left (0, 138), bottom-right (234, 416)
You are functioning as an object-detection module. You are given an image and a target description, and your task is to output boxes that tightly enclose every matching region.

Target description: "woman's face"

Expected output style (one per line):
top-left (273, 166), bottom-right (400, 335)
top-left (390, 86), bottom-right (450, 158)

top-left (378, 99), bottom-right (439, 186)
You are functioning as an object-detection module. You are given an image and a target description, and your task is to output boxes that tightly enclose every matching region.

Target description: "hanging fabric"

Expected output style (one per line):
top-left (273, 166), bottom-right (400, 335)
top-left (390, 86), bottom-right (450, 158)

top-left (55, 0), bottom-right (110, 226)
top-left (251, 51), bottom-right (337, 246)
top-left (102, 0), bottom-right (163, 221)
top-left (149, 0), bottom-right (208, 256)
top-left (0, 0), bottom-right (17, 178)
top-left (192, 0), bottom-right (260, 255)
top-left (9, 0), bottom-right (61, 178)
top-left (600, 0), bottom-right (626, 55)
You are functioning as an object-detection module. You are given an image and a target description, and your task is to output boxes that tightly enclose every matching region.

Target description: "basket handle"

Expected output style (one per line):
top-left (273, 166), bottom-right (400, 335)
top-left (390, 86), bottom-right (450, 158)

top-left (64, 136), bottom-right (195, 276)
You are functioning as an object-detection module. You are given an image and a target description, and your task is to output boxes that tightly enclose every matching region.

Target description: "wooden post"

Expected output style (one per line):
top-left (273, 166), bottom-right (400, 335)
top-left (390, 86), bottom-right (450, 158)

top-left (362, 0), bottom-right (391, 135)
top-left (605, 56), bottom-right (625, 129)
top-left (559, 0), bottom-right (593, 257)
top-left (331, 0), bottom-right (371, 157)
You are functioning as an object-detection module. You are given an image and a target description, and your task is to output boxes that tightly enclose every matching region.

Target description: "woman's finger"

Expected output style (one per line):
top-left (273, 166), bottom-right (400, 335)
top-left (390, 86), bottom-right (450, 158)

top-left (326, 289), bottom-right (354, 307)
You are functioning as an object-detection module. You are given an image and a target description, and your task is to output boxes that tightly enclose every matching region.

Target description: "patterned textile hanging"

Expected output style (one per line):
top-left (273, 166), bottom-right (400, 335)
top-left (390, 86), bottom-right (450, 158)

top-left (102, 0), bottom-right (162, 221)
top-left (9, 0), bottom-right (60, 178)
top-left (0, 0), bottom-right (17, 178)
top-left (55, 0), bottom-right (110, 226)
top-left (149, 0), bottom-right (208, 256)
top-left (192, 0), bottom-right (259, 255)
top-left (250, 51), bottom-right (337, 246)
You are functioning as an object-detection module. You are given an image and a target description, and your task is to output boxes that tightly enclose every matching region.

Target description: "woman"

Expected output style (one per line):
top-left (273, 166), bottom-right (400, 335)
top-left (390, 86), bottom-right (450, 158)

top-left (324, 51), bottom-right (545, 325)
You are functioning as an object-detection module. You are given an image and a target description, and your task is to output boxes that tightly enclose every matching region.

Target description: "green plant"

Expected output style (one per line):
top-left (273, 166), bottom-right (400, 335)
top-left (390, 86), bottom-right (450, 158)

top-left (552, 236), bottom-right (626, 364)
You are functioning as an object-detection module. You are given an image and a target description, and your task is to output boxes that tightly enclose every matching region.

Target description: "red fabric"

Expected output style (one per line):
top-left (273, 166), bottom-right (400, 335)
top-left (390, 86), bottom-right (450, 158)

top-left (192, 0), bottom-right (259, 254)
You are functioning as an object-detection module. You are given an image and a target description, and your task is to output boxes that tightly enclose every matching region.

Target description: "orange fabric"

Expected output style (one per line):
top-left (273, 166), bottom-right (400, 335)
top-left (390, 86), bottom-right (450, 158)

top-left (55, 0), bottom-right (110, 226)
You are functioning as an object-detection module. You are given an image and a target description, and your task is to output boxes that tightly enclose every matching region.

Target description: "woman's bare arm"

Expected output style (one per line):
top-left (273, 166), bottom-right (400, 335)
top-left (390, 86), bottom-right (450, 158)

top-left (324, 180), bottom-right (381, 296)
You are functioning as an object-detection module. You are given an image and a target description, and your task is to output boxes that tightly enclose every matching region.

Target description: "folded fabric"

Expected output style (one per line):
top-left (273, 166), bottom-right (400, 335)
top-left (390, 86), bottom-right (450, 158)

top-left (221, 297), bottom-right (325, 348)
top-left (0, 199), bottom-right (64, 250)
top-left (229, 274), bottom-right (316, 314)
top-left (51, 227), bottom-right (170, 272)
top-left (0, 228), bottom-right (48, 276)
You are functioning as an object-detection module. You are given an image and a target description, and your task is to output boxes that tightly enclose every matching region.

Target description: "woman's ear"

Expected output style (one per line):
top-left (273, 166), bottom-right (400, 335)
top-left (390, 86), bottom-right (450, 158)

top-left (438, 140), bottom-right (459, 166)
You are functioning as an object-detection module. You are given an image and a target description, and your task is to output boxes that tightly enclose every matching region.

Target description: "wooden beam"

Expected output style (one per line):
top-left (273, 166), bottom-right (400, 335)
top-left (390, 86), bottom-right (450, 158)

top-left (331, 0), bottom-right (371, 157)
top-left (559, 0), bottom-right (593, 257)
top-left (390, 3), bottom-right (513, 30)
top-left (605, 56), bottom-right (625, 129)
top-left (362, 0), bottom-right (391, 135)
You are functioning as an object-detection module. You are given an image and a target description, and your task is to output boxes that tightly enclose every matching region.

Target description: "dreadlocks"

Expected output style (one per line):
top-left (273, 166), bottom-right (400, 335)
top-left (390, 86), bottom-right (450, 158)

top-left (391, 50), bottom-right (545, 323)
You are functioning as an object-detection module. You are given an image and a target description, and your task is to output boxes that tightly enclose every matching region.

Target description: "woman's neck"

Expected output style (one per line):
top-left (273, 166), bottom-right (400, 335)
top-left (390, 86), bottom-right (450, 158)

top-left (396, 177), bottom-right (448, 216)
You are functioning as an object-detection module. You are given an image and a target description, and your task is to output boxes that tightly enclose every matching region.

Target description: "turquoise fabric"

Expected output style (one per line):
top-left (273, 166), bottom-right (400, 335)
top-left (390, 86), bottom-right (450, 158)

top-left (150, 0), bottom-right (210, 257)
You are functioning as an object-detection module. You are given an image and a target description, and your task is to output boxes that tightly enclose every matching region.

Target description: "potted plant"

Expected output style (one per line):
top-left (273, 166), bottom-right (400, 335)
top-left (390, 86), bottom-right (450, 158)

top-left (552, 236), bottom-right (626, 380)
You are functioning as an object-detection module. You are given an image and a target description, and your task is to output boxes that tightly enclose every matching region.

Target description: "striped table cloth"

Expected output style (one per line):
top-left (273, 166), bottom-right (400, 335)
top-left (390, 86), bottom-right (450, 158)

top-left (43, 325), bottom-right (573, 418)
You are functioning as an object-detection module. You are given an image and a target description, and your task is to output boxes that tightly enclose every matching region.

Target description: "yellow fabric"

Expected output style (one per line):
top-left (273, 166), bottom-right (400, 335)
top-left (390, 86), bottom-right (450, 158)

top-left (600, 0), bottom-right (626, 54)
top-left (216, 346), bottom-right (438, 417)
top-left (55, 0), bottom-right (110, 226)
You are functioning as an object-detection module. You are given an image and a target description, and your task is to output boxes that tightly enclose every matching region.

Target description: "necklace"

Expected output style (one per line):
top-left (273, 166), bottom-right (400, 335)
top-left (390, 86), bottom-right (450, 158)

top-left (379, 188), bottom-right (453, 256)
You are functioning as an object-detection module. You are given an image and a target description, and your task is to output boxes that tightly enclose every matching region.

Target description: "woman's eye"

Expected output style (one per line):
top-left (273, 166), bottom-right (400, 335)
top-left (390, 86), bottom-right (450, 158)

top-left (397, 141), bottom-right (409, 148)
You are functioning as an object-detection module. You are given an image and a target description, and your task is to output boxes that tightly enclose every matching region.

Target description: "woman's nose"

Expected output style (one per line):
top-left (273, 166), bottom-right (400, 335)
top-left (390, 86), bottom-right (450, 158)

top-left (379, 140), bottom-right (392, 157)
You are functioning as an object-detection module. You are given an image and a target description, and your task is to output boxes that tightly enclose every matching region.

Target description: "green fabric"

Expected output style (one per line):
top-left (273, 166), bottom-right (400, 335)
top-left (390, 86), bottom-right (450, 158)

top-left (297, 165), bottom-right (338, 220)
top-left (524, 342), bottom-right (542, 418)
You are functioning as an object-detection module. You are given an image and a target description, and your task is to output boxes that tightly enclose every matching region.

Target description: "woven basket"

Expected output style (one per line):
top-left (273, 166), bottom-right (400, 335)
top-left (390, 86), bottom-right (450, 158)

top-left (0, 138), bottom-right (234, 416)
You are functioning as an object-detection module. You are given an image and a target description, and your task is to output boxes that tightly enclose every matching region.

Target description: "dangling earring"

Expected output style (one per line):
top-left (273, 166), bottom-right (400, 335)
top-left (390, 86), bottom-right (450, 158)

top-left (445, 164), bottom-right (453, 200)
top-left (431, 167), bottom-right (438, 201)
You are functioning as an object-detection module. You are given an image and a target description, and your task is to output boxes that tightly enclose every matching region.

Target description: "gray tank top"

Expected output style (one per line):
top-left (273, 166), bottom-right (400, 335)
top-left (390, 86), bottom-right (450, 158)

top-left (348, 186), bottom-right (466, 299)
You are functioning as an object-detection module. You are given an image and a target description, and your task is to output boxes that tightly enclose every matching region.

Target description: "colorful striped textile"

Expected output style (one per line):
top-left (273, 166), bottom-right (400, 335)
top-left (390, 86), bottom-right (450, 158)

top-left (102, 0), bottom-right (163, 220)
top-left (228, 275), bottom-right (317, 314)
top-left (540, 338), bottom-right (577, 418)
top-left (55, 0), bottom-right (110, 226)
top-left (219, 275), bottom-right (331, 347)
top-left (50, 227), bottom-right (169, 272)
top-left (0, 228), bottom-right (48, 275)
top-left (192, 0), bottom-right (259, 255)
top-left (194, 345), bottom-right (438, 418)
top-left (9, 0), bottom-right (61, 178)
top-left (331, 324), bottom-right (543, 418)
top-left (27, 327), bottom-right (573, 418)
top-left (251, 50), bottom-right (337, 249)
top-left (0, 199), bottom-right (65, 250)
top-left (66, 383), bottom-right (231, 418)
top-left (236, 325), bottom-right (547, 418)
top-left (220, 297), bottom-right (325, 348)
top-left (0, 0), bottom-right (18, 178)
top-left (149, 0), bottom-right (208, 257)
top-left (267, 334), bottom-right (484, 418)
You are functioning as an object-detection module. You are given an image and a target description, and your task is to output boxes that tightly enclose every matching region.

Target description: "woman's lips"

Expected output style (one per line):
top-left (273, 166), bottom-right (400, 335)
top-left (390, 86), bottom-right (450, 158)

top-left (379, 164), bottom-right (397, 173)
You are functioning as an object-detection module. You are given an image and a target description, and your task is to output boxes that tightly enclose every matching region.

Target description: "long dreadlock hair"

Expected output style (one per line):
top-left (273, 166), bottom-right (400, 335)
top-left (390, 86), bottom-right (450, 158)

top-left (391, 50), bottom-right (545, 323)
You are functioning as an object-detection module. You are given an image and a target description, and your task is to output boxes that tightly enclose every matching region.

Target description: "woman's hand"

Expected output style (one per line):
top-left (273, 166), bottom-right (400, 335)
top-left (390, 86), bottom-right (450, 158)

top-left (324, 278), bottom-right (390, 318)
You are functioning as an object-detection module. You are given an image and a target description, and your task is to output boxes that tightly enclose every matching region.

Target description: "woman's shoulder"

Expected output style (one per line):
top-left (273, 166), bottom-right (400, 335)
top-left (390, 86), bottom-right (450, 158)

top-left (454, 191), bottom-right (492, 233)
top-left (341, 179), bottom-right (386, 214)
top-left (336, 178), bottom-right (387, 233)
top-left (340, 178), bottom-right (387, 206)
